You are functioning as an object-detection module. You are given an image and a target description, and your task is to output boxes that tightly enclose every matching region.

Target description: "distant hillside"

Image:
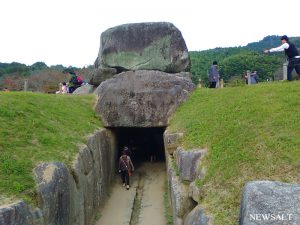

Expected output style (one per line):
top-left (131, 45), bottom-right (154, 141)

top-left (245, 35), bottom-right (300, 51)
top-left (0, 62), bottom-right (93, 92)
top-left (0, 62), bottom-right (64, 77)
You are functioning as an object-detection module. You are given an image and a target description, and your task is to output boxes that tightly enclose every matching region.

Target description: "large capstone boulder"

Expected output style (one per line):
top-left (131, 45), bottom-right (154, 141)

top-left (96, 22), bottom-right (190, 73)
top-left (94, 70), bottom-right (194, 127)
top-left (239, 180), bottom-right (300, 225)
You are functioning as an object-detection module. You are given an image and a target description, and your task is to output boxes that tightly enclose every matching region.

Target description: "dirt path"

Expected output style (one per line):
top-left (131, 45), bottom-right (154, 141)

top-left (95, 162), bottom-right (167, 225)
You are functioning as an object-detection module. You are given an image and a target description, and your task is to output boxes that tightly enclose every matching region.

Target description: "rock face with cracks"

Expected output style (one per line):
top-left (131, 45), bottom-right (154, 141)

top-left (94, 70), bottom-right (194, 127)
top-left (96, 22), bottom-right (190, 73)
top-left (239, 181), bottom-right (300, 225)
top-left (88, 22), bottom-right (191, 85)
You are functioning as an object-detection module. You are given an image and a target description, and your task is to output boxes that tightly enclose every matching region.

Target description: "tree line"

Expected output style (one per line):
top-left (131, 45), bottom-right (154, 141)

top-left (0, 62), bottom-right (93, 92)
top-left (1, 35), bottom-right (299, 91)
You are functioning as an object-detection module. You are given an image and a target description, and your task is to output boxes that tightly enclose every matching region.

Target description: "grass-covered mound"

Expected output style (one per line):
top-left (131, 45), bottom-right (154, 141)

top-left (168, 82), bottom-right (300, 225)
top-left (0, 92), bottom-right (102, 204)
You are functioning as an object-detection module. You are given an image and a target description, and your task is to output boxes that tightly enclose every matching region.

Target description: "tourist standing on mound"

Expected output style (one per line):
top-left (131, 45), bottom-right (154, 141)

top-left (264, 35), bottom-right (300, 81)
top-left (250, 71), bottom-right (259, 84)
top-left (208, 61), bottom-right (219, 88)
top-left (56, 82), bottom-right (68, 94)
top-left (245, 71), bottom-right (259, 84)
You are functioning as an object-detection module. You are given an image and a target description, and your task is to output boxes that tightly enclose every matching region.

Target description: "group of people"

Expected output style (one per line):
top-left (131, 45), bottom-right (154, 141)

top-left (208, 35), bottom-right (300, 87)
top-left (56, 70), bottom-right (84, 94)
top-left (245, 71), bottom-right (259, 84)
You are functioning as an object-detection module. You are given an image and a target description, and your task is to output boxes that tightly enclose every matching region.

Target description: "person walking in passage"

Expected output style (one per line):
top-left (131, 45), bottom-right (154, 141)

top-left (118, 150), bottom-right (134, 190)
top-left (264, 35), bottom-right (300, 81)
top-left (208, 61), bottom-right (220, 88)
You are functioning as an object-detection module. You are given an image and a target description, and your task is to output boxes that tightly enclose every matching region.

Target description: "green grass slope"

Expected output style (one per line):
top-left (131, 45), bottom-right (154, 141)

top-left (168, 82), bottom-right (300, 225)
top-left (0, 92), bottom-right (102, 204)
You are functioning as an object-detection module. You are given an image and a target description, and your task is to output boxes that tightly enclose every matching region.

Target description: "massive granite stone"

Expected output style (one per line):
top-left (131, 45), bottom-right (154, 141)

top-left (94, 70), bottom-right (194, 127)
top-left (34, 162), bottom-right (72, 225)
top-left (174, 148), bottom-right (207, 182)
top-left (0, 201), bottom-right (43, 225)
top-left (163, 130), bottom-right (184, 154)
top-left (183, 205), bottom-right (211, 225)
top-left (239, 180), bottom-right (300, 225)
top-left (167, 155), bottom-right (197, 225)
top-left (96, 22), bottom-right (190, 73)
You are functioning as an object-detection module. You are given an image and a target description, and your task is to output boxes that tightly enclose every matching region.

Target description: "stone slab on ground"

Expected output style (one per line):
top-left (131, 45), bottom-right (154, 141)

top-left (239, 180), bottom-right (300, 225)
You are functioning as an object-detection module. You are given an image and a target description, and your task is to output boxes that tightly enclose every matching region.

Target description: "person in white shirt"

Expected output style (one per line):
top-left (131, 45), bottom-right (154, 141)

top-left (61, 82), bottom-right (68, 94)
top-left (264, 35), bottom-right (300, 81)
top-left (56, 82), bottom-right (68, 94)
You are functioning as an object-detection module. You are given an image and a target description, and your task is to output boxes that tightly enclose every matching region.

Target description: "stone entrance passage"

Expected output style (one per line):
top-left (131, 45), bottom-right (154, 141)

top-left (111, 127), bottom-right (166, 163)
top-left (95, 127), bottom-right (168, 225)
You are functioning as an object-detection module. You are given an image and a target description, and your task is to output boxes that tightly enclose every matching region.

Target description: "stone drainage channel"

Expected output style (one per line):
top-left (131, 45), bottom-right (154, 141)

top-left (95, 162), bottom-right (167, 225)
top-left (130, 171), bottom-right (145, 225)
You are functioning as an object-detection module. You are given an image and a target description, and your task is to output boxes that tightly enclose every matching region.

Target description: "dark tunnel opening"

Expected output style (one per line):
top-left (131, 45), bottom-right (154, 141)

top-left (111, 127), bottom-right (166, 167)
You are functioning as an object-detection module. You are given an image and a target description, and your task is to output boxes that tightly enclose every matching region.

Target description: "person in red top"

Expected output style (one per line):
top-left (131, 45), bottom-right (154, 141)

top-left (118, 150), bottom-right (134, 190)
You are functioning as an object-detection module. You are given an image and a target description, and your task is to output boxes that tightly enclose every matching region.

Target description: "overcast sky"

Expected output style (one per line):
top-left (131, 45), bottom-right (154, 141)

top-left (1, 0), bottom-right (299, 68)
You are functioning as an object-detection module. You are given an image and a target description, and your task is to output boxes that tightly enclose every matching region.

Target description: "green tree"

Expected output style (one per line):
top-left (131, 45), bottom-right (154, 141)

top-left (219, 52), bottom-right (282, 81)
top-left (30, 62), bottom-right (48, 70)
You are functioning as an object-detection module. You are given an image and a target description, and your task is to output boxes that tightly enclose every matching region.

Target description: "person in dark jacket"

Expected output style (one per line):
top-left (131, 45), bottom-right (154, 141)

top-left (68, 71), bottom-right (79, 93)
top-left (208, 61), bottom-right (220, 88)
top-left (118, 150), bottom-right (134, 190)
top-left (264, 35), bottom-right (300, 81)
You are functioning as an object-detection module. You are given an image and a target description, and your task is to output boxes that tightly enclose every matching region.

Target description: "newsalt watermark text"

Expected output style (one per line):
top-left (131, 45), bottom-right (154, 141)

top-left (249, 213), bottom-right (293, 222)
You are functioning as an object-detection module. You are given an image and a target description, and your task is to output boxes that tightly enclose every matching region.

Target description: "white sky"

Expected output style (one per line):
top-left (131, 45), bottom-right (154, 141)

top-left (0, 0), bottom-right (299, 68)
